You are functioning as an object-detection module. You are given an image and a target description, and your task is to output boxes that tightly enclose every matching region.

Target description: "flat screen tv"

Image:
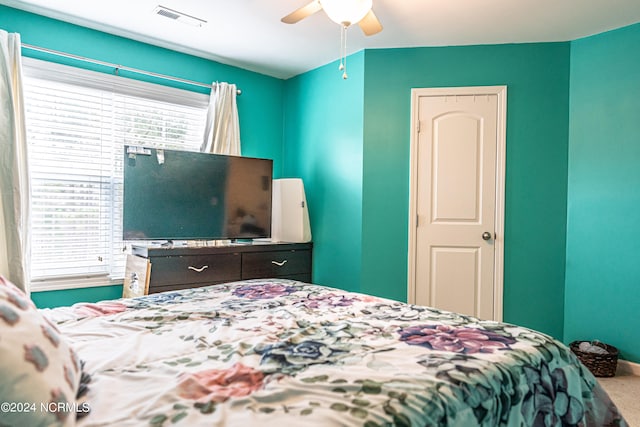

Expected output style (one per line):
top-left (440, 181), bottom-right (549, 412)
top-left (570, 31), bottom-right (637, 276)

top-left (123, 146), bottom-right (273, 241)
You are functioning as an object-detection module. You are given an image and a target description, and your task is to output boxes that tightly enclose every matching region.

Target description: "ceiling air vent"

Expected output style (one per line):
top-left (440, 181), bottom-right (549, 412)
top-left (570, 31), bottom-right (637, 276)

top-left (153, 6), bottom-right (207, 27)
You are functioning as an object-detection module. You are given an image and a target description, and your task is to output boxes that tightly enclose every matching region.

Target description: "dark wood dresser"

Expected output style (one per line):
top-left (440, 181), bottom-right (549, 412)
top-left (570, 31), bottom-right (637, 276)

top-left (131, 242), bottom-right (312, 294)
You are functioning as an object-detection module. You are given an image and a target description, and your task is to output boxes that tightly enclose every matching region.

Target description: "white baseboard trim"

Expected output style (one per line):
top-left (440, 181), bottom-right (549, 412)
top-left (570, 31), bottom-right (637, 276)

top-left (617, 359), bottom-right (640, 376)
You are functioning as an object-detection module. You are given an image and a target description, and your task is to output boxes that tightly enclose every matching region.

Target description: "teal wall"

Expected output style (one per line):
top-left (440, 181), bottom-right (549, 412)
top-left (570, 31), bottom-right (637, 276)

top-left (31, 285), bottom-right (123, 308)
top-left (565, 23), bottom-right (640, 363)
top-left (0, 5), bottom-right (285, 307)
top-left (284, 44), bottom-right (571, 340)
top-left (283, 53), bottom-right (365, 293)
top-left (362, 44), bottom-right (569, 339)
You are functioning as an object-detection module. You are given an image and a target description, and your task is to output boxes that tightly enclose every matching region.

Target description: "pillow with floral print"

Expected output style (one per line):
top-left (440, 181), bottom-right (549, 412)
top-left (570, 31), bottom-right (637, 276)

top-left (0, 276), bottom-right (86, 426)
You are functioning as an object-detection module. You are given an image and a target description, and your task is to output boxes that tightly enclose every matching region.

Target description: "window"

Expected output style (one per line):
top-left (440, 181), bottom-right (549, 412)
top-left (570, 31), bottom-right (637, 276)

top-left (22, 58), bottom-right (209, 290)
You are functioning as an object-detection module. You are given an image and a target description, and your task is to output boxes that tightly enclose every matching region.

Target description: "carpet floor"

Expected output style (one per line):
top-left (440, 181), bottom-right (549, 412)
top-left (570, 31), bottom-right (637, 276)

top-left (598, 372), bottom-right (640, 426)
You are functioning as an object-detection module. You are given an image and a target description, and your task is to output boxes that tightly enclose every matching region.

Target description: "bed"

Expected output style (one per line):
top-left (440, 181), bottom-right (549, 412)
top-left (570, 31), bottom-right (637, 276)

top-left (0, 276), bottom-right (628, 426)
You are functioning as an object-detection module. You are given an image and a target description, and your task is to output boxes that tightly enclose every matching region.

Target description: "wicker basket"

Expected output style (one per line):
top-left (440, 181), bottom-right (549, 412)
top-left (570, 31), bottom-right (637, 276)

top-left (570, 341), bottom-right (618, 377)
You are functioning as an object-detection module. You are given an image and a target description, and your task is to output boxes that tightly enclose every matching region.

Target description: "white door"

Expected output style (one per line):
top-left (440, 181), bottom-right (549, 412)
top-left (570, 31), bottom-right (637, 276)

top-left (408, 86), bottom-right (506, 321)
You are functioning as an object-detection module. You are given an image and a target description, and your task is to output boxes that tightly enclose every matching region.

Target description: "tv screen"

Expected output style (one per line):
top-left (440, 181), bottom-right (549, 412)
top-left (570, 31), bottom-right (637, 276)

top-left (123, 146), bottom-right (273, 241)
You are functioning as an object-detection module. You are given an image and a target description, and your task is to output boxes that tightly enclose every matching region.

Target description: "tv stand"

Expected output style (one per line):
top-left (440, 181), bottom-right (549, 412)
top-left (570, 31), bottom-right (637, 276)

top-left (131, 242), bottom-right (312, 294)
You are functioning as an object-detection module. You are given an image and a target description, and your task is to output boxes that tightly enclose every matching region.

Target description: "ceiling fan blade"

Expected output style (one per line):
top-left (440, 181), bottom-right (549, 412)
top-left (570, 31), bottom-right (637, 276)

top-left (358, 9), bottom-right (383, 36)
top-left (281, 1), bottom-right (323, 24)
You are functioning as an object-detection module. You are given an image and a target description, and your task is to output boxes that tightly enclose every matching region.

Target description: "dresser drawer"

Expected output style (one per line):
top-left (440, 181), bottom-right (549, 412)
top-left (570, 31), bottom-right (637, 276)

top-left (149, 253), bottom-right (241, 287)
top-left (242, 250), bottom-right (311, 280)
top-left (132, 242), bottom-right (313, 294)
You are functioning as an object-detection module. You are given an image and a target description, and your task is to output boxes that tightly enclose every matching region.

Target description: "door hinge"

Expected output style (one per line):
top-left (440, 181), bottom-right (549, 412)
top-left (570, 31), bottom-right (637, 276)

top-left (417, 120), bottom-right (421, 134)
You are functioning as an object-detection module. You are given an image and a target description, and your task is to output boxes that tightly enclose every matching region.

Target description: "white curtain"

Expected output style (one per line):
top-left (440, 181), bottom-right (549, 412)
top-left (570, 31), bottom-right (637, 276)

top-left (0, 30), bottom-right (30, 294)
top-left (201, 82), bottom-right (241, 155)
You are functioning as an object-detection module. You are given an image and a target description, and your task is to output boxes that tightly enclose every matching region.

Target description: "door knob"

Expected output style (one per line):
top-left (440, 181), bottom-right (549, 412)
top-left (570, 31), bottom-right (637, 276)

top-left (482, 232), bottom-right (492, 241)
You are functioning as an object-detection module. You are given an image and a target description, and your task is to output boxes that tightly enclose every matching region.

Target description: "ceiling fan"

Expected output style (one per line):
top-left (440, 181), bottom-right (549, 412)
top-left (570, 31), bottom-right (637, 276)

top-left (281, 0), bottom-right (383, 36)
top-left (281, 0), bottom-right (383, 78)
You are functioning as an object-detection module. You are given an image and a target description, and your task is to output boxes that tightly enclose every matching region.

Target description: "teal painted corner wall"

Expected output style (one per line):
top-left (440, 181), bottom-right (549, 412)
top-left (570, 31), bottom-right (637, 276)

top-left (565, 23), bottom-right (640, 363)
top-left (284, 43), bottom-right (570, 339)
top-left (283, 53), bottom-right (365, 293)
top-left (360, 44), bottom-right (571, 339)
top-left (0, 5), bottom-right (285, 307)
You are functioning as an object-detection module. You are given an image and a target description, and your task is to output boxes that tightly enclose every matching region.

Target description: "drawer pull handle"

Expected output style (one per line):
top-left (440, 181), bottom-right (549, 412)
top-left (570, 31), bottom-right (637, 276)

top-left (188, 265), bottom-right (209, 273)
top-left (271, 260), bottom-right (288, 267)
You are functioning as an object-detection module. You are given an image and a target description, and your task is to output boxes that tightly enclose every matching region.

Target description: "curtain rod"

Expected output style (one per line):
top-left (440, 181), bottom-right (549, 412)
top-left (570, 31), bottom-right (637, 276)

top-left (21, 43), bottom-right (242, 95)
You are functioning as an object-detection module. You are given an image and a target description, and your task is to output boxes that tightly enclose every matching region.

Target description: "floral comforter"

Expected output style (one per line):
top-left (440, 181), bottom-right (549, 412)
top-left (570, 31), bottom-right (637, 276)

top-left (44, 279), bottom-right (627, 427)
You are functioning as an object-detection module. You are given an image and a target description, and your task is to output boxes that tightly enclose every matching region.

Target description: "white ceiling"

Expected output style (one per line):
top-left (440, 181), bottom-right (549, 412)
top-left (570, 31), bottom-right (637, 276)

top-left (2, 0), bottom-right (640, 79)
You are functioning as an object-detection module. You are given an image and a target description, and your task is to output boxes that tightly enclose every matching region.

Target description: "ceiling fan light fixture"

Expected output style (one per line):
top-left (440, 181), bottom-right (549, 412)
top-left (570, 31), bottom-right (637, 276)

top-left (320, 0), bottom-right (372, 26)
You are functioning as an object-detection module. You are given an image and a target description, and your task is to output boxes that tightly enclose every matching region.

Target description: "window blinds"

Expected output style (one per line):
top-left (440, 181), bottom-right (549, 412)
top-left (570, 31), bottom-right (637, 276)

top-left (22, 58), bottom-right (209, 289)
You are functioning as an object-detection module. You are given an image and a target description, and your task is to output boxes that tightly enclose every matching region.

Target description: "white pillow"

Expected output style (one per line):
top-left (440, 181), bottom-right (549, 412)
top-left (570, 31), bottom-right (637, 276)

top-left (0, 276), bottom-right (83, 426)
